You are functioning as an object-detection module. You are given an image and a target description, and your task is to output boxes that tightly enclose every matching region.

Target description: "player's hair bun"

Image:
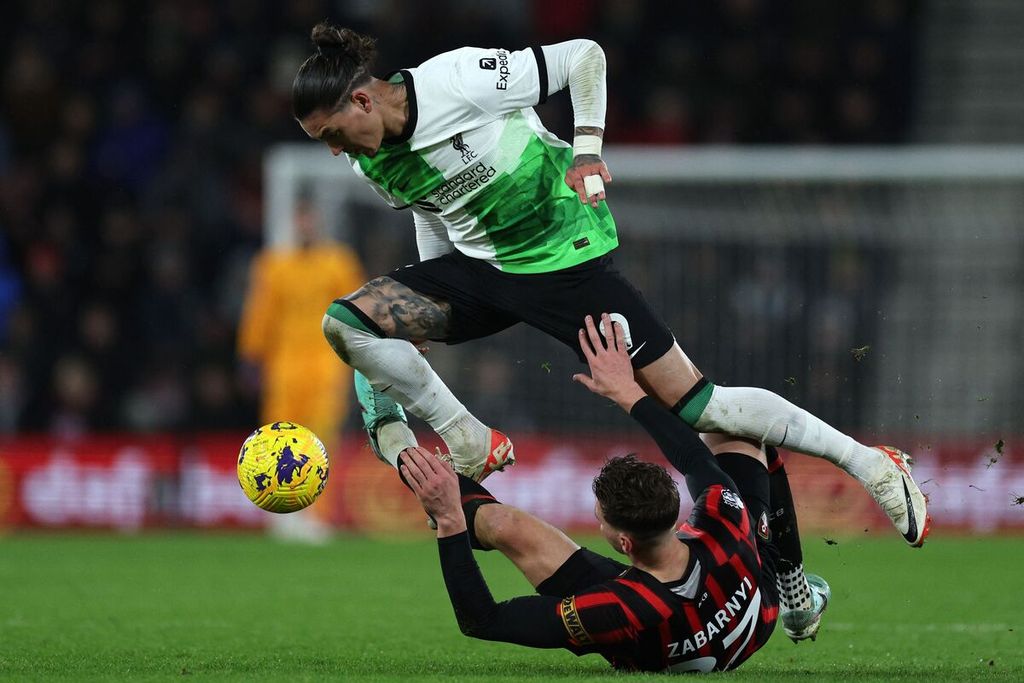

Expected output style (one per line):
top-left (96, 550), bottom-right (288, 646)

top-left (310, 22), bottom-right (376, 65)
top-left (293, 22), bottom-right (378, 120)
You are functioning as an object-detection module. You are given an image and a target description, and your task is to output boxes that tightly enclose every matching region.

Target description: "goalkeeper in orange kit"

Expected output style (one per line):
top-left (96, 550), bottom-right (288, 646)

top-left (238, 199), bottom-right (365, 536)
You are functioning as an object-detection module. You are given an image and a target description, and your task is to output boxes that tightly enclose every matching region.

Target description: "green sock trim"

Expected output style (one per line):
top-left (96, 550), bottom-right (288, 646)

top-left (326, 302), bottom-right (375, 335)
top-left (677, 381), bottom-right (715, 426)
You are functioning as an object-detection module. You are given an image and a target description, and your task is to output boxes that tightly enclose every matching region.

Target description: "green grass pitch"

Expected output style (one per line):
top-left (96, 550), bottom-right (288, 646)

top-left (0, 533), bottom-right (1019, 681)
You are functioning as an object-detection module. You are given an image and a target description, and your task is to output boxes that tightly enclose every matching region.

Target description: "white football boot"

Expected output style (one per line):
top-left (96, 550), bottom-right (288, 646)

top-left (865, 446), bottom-right (931, 547)
top-left (455, 429), bottom-right (516, 483)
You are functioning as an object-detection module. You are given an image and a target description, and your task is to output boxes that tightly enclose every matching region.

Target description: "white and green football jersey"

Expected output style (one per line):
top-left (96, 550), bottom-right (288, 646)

top-left (348, 45), bottom-right (618, 274)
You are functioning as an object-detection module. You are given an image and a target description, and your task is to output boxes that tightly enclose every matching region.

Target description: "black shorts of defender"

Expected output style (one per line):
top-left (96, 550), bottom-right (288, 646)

top-left (387, 250), bottom-right (674, 368)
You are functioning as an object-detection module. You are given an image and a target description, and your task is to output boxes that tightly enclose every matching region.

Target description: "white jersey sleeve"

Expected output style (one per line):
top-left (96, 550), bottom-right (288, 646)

top-left (540, 39), bottom-right (606, 129)
top-left (447, 40), bottom-right (606, 127)
top-left (447, 46), bottom-right (547, 117)
top-left (413, 210), bottom-right (455, 260)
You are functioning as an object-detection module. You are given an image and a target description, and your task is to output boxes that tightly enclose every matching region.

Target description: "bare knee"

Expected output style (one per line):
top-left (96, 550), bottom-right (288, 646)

top-left (319, 290), bottom-right (389, 364)
top-left (635, 343), bottom-right (703, 407)
top-left (475, 504), bottom-right (522, 551)
top-left (321, 314), bottom-right (352, 363)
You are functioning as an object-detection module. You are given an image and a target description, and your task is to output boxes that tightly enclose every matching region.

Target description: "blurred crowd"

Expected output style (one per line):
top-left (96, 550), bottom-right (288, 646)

top-left (0, 0), bottom-right (921, 436)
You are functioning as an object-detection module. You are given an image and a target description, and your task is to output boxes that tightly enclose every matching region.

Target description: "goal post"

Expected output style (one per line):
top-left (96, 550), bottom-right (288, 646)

top-left (264, 145), bottom-right (1024, 440)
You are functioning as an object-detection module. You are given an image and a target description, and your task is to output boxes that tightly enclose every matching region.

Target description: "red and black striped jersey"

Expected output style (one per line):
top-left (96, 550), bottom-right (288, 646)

top-left (557, 484), bottom-right (779, 672)
top-left (435, 398), bottom-right (779, 671)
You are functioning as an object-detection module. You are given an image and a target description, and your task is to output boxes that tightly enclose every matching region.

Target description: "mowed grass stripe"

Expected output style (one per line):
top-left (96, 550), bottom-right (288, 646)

top-left (0, 534), bottom-right (1020, 681)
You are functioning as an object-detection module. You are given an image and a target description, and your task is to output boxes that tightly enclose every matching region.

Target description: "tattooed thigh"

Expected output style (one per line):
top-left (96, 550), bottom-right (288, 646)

top-left (344, 277), bottom-right (452, 341)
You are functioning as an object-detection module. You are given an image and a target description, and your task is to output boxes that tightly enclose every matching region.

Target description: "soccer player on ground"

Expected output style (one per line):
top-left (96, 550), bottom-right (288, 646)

top-left (395, 315), bottom-right (832, 671)
top-left (361, 314), bottom-right (830, 644)
top-left (291, 23), bottom-right (930, 551)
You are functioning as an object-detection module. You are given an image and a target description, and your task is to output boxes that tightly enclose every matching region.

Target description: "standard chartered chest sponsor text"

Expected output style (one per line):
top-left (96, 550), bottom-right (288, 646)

top-left (429, 162), bottom-right (497, 205)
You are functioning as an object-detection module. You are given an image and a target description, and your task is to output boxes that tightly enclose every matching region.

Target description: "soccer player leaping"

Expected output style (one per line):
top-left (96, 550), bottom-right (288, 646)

top-left (395, 314), bottom-right (835, 672)
top-left (292, 24), bottom-right (929, 550)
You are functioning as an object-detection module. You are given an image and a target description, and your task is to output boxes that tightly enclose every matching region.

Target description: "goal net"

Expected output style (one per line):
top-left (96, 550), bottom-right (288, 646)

top-left (265, 145), bottom-right (1024, 442)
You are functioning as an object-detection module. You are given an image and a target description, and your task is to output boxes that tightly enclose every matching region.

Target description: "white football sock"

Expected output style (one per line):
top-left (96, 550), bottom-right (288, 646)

top-left (435, 411), bottom-right (491, 471)
top-left (323, 314), bottom-right (490, 466)
top-left (376, 421), bottom-right (418, 469)
top-left (694, 385), bottom-right (886, 483)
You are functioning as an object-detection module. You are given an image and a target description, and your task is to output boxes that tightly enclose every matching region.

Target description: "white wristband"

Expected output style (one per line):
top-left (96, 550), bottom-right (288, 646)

top-left (573, 134), bottom-right (603, 158)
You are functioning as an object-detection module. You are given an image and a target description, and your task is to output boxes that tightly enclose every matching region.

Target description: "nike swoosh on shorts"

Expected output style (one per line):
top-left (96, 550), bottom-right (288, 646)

top-left (628, 341), bottom-right (647, 359)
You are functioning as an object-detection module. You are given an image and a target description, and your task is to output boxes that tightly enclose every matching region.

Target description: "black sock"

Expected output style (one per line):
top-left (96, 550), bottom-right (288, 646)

top-left (766, 446), bottom-right (803, 571)
top-left (456, 474), bottom-right (501, 551)
top-left (766, 447), bottom-right (816, 611)
top-left (396, 453), bottom-right (500, 550)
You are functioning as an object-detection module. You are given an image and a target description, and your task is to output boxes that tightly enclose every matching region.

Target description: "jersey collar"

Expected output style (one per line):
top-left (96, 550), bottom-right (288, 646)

top-left (382, 69), bottom-right (417, 145)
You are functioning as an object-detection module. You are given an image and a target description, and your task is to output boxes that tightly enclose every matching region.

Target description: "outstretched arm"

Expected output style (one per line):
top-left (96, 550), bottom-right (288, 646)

top-left (399, 448), bottom-right (577, 647)
top-left (572, 314), bottom-right (736, 500)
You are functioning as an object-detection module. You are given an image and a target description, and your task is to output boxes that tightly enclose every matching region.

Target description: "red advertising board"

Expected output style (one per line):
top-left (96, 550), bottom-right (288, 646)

top-left (0, 433), bottom-right (1020, 534)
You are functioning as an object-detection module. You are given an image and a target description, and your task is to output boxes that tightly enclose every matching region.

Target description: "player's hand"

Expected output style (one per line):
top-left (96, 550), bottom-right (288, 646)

top-left (572, 313), bottom-right (647, 411)
top-left (564, 155), bottom-right (612, 208)
top-left (399, 446), bottom-right (467, 535)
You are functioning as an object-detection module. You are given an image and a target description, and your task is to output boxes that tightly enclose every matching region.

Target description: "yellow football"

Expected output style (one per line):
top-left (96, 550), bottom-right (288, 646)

top-left (237, 422), bottom-right (329, 513)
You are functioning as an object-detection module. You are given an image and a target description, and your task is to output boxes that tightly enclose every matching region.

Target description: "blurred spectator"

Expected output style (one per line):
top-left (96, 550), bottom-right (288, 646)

top-left (190, 361), bottom-right (249, 431)
top-left (2, 38), bottom-right (61, 149)
top-left (77, 300), bottom-right (128, 411)
top-left (121, 361), bottom-right (190, 431)
top-left (47, 354), bottom-right (102, 439)
top-left (0, 120), bottom-right (10, 172)
top-left (93, 84), bottom-right (169, 193)
top-left (0, 352), bottom-right (22, 433)
top-left (729, 249), bottom-right (805, 384)
top-left (0, 236), bottom-right (21, 342)
top-left (464, 349), bottom-right (537, 434)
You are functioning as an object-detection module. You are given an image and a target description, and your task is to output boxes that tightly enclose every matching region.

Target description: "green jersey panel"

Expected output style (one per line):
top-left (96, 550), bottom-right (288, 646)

top-left (460, 133), bottom-right (616, 273)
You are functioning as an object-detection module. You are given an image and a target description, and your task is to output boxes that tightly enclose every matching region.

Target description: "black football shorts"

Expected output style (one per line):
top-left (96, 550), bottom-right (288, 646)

top-left (387, 250), bottom-right (673, 368)
top-left (534, 547), bottom-right (629, 598)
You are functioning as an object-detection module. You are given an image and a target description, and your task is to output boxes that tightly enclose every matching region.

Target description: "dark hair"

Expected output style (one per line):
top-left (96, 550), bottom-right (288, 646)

top-left (292, 22), bottom-right (377, 120)
top-left (592, 455), bottom-right (680, 541)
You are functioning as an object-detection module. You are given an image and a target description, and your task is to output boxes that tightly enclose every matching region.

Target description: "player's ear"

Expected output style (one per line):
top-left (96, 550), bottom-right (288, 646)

top-left (618, 533), bottom-right (633, 555)
top-left (351, 90), bottom-right (372, 113)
